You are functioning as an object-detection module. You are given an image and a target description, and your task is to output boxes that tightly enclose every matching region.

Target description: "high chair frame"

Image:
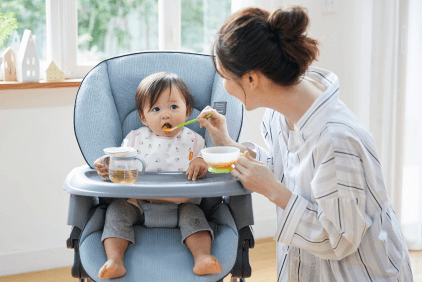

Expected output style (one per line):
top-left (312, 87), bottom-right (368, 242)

top-left (64, 51), bottom-right (255, 282)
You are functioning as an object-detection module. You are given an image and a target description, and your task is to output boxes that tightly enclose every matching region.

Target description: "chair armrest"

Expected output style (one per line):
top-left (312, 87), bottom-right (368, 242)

top-left (67, 226), bottom-right (82, 249)
top-left (67, 194), bottom-right (99, 230)
top-left (223, 194), bottom-right (254, 231)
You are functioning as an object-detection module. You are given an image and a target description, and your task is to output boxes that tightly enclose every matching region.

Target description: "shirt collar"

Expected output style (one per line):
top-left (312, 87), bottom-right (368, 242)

top-left (295, 67), bottom-right (340, 138)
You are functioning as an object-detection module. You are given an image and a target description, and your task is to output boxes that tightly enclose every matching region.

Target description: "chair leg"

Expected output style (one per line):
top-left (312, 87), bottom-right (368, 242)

top-left (230, 278), bottom-right (245, 282)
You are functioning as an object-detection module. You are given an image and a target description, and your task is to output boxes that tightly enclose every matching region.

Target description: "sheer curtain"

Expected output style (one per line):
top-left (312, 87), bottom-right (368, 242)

top-left (369, 0), bottom-right (408, 224)
top-left (400, 0), bottom-right (422, 251)
top-left (369, 0), bottom-right (421, 251)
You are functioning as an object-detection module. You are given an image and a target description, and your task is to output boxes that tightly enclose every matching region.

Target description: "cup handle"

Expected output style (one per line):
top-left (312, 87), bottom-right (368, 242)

top-left (102, 156), bottom-right (110, 168)
top-left (135, 158), bottom-right (146, 174)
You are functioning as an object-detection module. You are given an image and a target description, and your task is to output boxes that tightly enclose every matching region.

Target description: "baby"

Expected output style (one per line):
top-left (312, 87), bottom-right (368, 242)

top-left (93, 72), bottom-right (222, 279)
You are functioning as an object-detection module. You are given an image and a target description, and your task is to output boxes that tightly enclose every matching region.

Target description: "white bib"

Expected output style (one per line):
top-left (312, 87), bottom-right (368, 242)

top-left (128, 127), bottom-right (203, 172)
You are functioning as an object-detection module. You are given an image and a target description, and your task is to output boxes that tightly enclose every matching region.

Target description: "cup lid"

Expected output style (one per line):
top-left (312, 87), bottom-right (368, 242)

top-left (104, 139), bottom-right (137, 158)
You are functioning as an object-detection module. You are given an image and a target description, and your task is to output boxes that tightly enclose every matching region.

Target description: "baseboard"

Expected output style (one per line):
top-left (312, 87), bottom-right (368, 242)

top-left (0, 247), bottom-right (73, 277)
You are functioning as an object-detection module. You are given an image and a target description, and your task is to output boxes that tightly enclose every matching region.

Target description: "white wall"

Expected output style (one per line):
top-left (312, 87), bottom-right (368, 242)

top-left (303, 0), bottom-right (373, 130)
top-left (0, 0), bottom-right (378, 276)
top-left (0, 87), bottom-right (85, 276)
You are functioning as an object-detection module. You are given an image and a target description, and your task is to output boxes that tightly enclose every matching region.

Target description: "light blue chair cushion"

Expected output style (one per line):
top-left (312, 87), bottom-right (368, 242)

top-left (79, 204), bottom-right (238, 282)
top-left (74, 51), bottom-right (244, 168)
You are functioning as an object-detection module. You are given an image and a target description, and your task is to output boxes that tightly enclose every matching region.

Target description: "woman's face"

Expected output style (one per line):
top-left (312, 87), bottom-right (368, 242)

top-left (139, 86), bottom-right (189, 137)
top-left (217, 60), bottom-right (247, 106)
top-left (217, 60), bottom-right (263, 111)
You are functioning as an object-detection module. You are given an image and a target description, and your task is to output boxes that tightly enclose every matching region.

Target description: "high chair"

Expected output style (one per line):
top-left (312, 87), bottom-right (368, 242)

top-left (64, 51), bottom-right (255, 282)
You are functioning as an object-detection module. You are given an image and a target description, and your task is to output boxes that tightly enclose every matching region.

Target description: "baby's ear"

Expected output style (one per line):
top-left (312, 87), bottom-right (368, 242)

top-left (186, 106), bottom-right (193, 119)
top-left (138, 112), bottom-right (148, 126)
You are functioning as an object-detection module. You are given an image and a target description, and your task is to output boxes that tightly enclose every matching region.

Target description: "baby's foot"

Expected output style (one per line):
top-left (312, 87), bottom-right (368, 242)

top-left (193, 255), bottom-right (222, 275)
top-left (98, 259), bottom-right (127, 279)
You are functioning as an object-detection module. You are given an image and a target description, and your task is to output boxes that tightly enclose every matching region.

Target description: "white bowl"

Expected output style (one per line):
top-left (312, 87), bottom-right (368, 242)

top-left (201, 147), bottom-right (241, 168)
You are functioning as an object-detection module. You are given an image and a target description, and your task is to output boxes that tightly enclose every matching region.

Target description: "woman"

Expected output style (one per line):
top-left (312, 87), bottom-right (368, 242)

top-left (197, 6), bottom-right (413, 282)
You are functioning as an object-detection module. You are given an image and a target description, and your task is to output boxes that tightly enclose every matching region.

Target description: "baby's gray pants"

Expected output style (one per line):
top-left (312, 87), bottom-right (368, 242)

top-left (101, 198), bottom-right (214, 247)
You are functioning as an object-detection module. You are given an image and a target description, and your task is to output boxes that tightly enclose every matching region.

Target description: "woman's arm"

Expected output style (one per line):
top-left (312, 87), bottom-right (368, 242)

top-left (219, 139), bottom-right (257, 159)
top-left (273, 129), bottom-right (372, 261)
top-left (231, 151), bottom-right (291, 209)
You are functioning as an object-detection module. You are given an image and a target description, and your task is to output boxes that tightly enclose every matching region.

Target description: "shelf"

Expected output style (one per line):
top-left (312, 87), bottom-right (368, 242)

top-left (0, 79), bottom-right (82, 90)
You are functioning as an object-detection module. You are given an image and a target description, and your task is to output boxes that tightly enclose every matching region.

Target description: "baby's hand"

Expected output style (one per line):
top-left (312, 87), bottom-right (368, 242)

top-left (93, 157), bottom-right (109, 181)
top-left (186, 158), bottom-right (208, 181)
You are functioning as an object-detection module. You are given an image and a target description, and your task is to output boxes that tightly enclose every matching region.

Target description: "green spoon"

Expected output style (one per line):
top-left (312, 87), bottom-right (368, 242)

top-left (163, 114), bottom-right (212, 133)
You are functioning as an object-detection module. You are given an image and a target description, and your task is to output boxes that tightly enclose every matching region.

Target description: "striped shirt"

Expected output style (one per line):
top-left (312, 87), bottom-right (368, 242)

top-left (244, 67), bottom-right (413, 281)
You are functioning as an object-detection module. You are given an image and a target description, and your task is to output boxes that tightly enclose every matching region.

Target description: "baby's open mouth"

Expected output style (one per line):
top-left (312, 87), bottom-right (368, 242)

top-left (162, 123), bottom-right (172, 133)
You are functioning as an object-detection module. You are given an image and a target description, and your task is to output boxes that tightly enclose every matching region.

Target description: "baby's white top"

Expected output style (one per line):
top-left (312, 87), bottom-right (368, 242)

top-left (125, 126), bottom-right (206, 206)
top-left (125, 126), bottom-right (205, 172)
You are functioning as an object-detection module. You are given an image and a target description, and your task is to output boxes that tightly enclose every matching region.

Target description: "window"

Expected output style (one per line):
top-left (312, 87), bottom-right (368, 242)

top-left (77, 0), bottom-right (159, 64)
top-left (181, 0), bottom-right (231, 54)
top-left (1, 0), bottom-right (232, 80)
top-left (0, 0), bottom-right (47, 64)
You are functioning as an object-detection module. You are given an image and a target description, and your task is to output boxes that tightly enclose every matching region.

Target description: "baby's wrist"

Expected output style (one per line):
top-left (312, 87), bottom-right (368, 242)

top-left (190, 156), bottom-right (204, 162)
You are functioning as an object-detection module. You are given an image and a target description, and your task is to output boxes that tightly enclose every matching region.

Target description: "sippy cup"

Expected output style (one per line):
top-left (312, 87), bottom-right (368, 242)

top-left (103, 139), bottom-right (146, 184)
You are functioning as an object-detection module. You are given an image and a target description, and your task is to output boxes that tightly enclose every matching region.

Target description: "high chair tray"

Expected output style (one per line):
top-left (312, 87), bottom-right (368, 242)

top-left (63, 165), bottom-right (252, 198)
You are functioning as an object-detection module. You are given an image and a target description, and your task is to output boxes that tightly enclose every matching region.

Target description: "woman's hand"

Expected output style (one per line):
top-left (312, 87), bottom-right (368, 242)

top-left (93, 156), bottom-right (109, 181)
top-left (186, 157), bottom-right (208, 181)
top-left (231, 151), bottom-right (292, 209)
top-left (197, 106), bottom-right (233, 147)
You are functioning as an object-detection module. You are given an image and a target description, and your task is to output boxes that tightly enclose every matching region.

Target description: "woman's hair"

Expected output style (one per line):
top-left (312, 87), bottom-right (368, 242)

top-left (135, 72), bottom-right (195, 120)
top-left (212, 5), bottom-right (319, 87)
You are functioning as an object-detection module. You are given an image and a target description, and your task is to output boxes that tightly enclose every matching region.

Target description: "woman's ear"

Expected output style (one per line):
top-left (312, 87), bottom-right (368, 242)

top-left (138, 112), bottom-right (148, 126)
top-left (242, 71), bottom-right (259, 91)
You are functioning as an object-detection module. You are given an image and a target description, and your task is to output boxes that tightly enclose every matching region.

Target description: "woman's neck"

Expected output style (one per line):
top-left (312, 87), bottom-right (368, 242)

top-left (263, 77), bottom-right (325, 132)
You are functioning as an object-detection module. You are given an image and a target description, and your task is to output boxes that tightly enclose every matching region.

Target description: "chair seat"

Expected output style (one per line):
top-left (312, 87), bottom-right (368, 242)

top-left (79, 203), bottom-right (238, 282)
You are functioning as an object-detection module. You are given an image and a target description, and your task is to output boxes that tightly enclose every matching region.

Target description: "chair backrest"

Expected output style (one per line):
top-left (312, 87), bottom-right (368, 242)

top-left (74, 51), bottom-right (244, 168)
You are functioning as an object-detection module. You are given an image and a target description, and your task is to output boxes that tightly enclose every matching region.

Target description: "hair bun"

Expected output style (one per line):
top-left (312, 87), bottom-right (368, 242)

top-left (212, 5), bottom-right (319, 87)
top-left (268, 6), bottom-right (309, 39)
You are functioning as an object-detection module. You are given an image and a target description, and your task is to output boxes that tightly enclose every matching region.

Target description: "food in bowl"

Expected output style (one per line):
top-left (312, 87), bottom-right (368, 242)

top-left (201, 147), bottom-right (241, 169)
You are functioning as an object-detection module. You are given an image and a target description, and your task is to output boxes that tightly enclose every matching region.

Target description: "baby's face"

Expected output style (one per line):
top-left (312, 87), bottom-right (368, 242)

top-left (140, 87), bottom-right (189, 137)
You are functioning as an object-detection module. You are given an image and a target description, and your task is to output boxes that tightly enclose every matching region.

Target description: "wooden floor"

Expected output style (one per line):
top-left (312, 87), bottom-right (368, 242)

top-left (1, 238), bottom-right (421, 282)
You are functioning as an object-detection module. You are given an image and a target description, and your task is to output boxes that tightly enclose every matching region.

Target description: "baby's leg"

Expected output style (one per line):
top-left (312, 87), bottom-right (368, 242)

top-left (179, 203), bottom-right (222, 275)
top-left (100, 237), bottom-right (129, 279)
top-left (99, 199), bottom-right (140, 279)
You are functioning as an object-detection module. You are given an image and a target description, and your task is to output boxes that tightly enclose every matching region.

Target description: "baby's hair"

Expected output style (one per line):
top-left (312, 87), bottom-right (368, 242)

top-left (212, 6), bottom-right (319, 87)
top-left (135, 72), bottom-right (195, 120)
